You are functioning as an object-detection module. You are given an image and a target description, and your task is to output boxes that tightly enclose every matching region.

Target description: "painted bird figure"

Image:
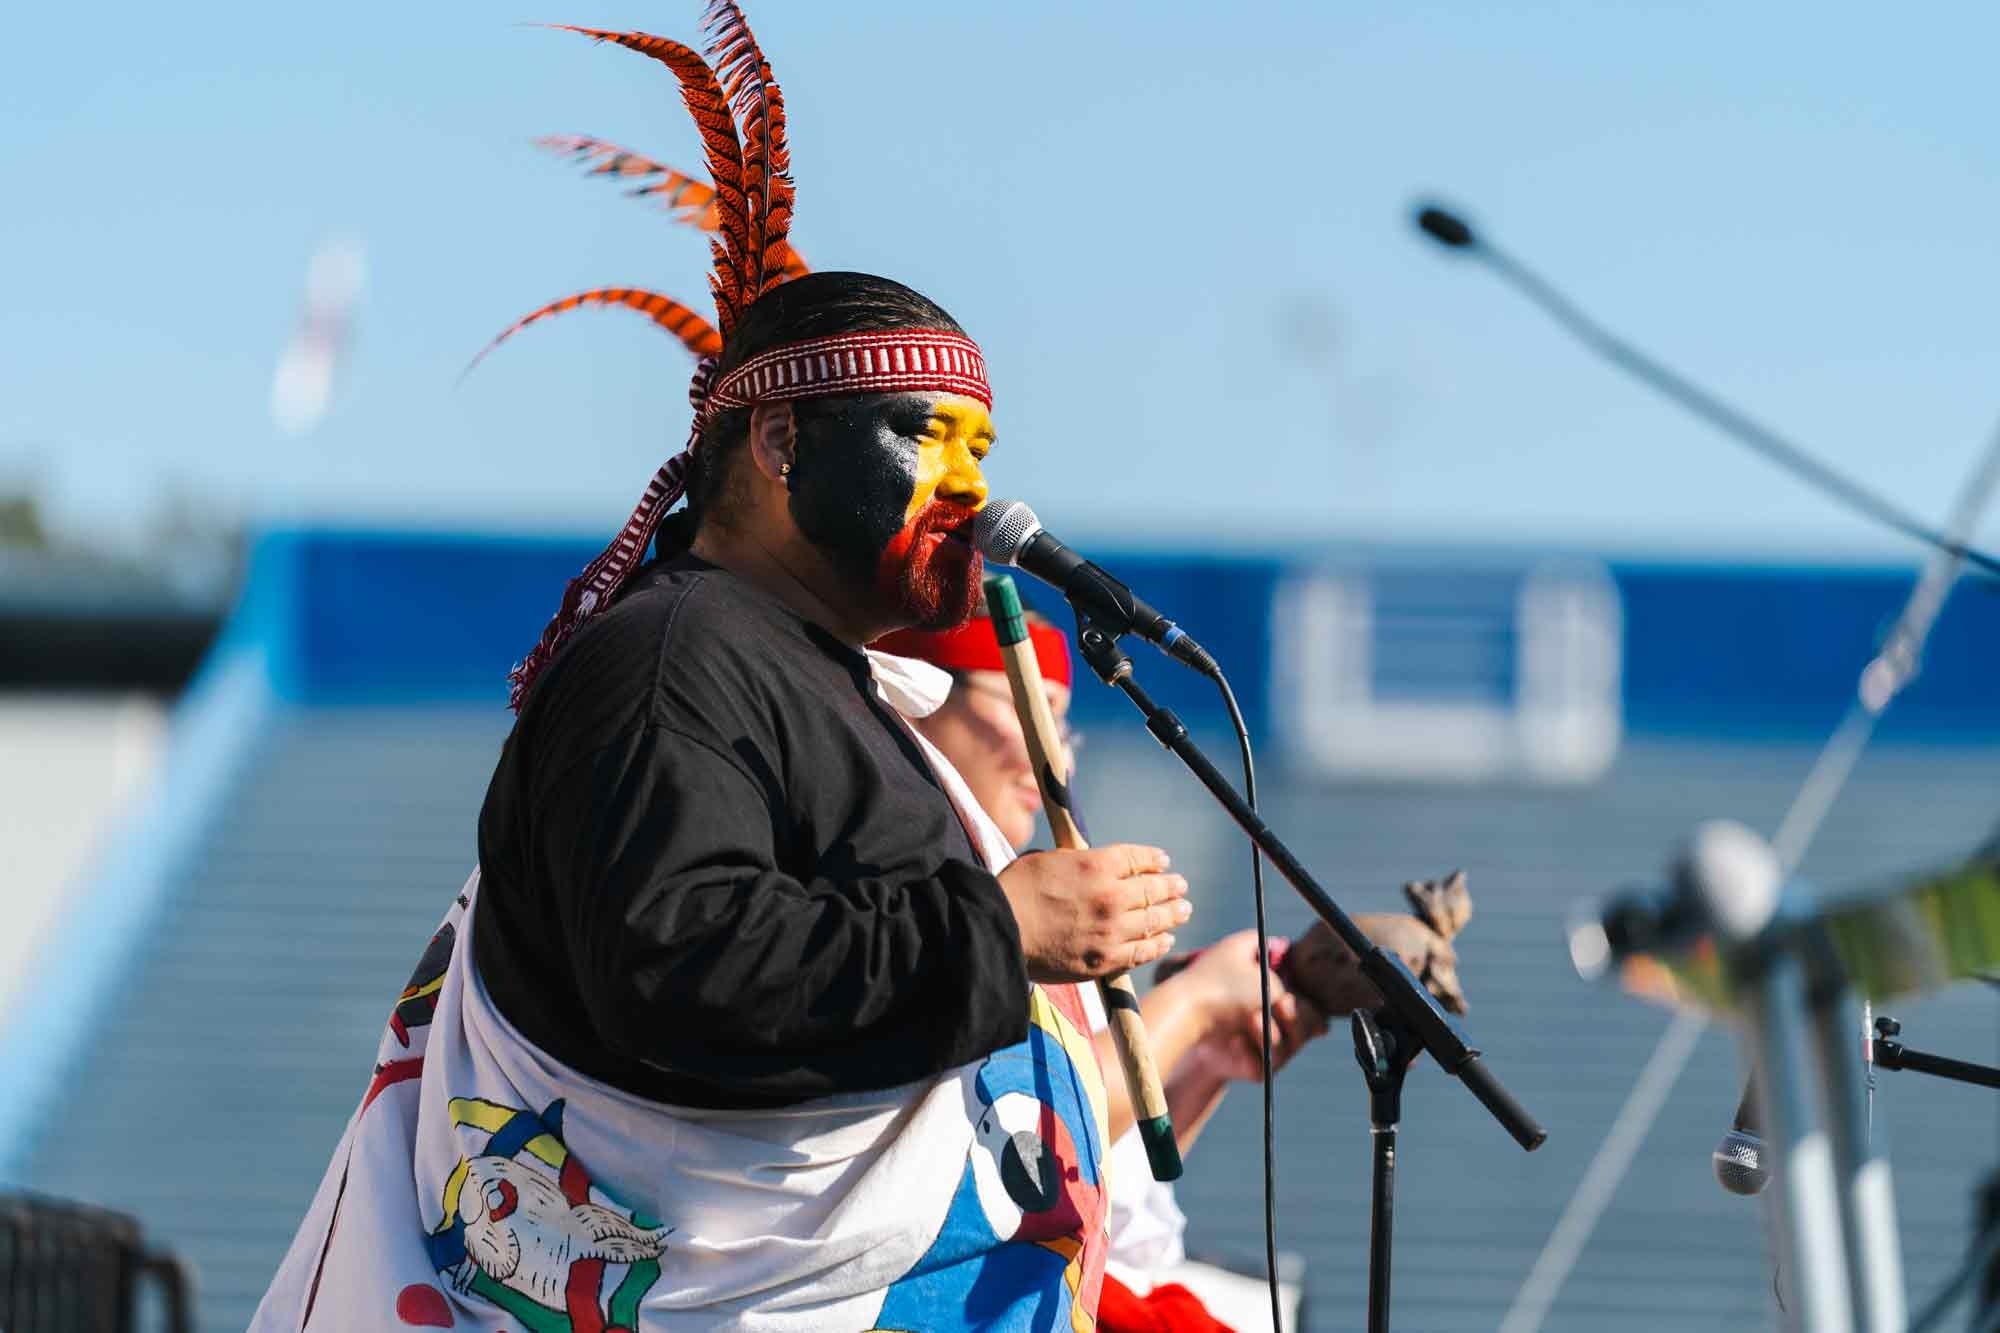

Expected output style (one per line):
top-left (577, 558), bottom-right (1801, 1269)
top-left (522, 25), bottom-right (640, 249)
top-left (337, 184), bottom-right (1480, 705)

top-left (453, 1155), bottom-right (669, 1309)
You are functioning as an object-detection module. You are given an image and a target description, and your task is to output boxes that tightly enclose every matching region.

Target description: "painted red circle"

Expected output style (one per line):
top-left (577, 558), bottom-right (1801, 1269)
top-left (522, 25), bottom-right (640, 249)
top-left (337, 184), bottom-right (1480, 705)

top-left (395, 1283), bottom-right (455, 1327)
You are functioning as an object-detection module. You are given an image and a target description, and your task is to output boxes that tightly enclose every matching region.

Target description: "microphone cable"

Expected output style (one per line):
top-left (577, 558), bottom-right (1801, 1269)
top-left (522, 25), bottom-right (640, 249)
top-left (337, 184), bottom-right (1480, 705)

top-left (1208, 665), bottom-right (1283, 1333)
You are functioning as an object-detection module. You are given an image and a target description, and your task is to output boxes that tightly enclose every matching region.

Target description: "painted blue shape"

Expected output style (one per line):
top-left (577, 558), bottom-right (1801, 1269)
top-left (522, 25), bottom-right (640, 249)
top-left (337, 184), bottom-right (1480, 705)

top-left (872, 1161), bottom-right (1074, 1333)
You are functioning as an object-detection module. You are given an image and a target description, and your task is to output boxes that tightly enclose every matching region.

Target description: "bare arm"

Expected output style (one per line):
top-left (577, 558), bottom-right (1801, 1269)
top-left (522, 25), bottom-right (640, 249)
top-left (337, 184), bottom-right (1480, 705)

top-left (1091, 929), bottom-right (1323, 1146)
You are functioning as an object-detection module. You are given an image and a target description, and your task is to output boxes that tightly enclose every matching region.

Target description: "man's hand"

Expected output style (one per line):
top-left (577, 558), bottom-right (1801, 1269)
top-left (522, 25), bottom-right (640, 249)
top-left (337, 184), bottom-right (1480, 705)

top-left (1176, 928), bottom-right (1329, 1082)
top-left (1280, 913), bottom-right (1466, 1016)
top-left (998, 845), bottom-right (1190, 984)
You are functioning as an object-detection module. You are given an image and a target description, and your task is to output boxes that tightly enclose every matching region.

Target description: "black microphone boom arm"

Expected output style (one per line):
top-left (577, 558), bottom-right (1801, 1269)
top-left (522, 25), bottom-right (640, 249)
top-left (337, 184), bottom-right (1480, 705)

top-left (1410, 201), bottom-right (2000, 581)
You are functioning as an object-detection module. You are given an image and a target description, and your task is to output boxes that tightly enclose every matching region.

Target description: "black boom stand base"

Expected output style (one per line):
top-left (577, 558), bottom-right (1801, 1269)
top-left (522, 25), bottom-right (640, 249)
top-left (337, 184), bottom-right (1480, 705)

top-left (1353, 1010), bottom-right (1420, 1333)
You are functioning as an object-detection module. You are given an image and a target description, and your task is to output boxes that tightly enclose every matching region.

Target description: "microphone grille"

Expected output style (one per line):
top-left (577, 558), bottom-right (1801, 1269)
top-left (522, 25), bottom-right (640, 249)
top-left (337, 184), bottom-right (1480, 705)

top-left (1415, 205), bottom-right (1476, 249)
top-left (1713, 1130), bottom-right (1770, 1196)
top-left (974, 500), bottom-right (1042, 565)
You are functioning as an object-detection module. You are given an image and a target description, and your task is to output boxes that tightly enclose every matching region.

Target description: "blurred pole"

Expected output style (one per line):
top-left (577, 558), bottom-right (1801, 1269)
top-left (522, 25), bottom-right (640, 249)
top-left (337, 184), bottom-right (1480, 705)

top-left (268, 236), bottom-right (365, 522)
top-left (271, 236), bottom-right (364, 438)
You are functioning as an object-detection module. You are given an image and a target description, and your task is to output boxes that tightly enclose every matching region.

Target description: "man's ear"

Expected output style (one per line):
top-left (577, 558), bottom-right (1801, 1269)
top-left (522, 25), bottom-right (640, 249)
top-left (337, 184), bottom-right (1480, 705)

top-left (746, 401), bottom-right (798, 483)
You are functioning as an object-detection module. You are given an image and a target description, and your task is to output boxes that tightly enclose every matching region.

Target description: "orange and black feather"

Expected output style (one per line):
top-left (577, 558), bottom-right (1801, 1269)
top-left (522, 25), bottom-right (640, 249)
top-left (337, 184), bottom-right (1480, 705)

top-left (702, 2), bottom-right (795, 301)
top-left (534, 134), bottom-right (721, 228)
top-left (462, 288), bottom-right (723, 381)
top-left (547, 26), bottom-right (752, 331)
top-left (532, 132), bottom-right (808, 279)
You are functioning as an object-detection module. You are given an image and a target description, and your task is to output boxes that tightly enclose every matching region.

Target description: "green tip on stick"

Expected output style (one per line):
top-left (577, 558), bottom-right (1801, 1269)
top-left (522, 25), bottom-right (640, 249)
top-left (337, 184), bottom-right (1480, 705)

top-left (1141, 1118), bottom-right (1184, 1181)
top-left (983, 574), bottom-right (1029, 647)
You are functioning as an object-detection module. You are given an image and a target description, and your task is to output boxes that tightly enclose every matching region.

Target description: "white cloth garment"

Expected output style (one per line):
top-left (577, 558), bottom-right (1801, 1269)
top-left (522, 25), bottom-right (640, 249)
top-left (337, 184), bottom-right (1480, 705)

top-left (250, 652), bottom-right (1112, 1332)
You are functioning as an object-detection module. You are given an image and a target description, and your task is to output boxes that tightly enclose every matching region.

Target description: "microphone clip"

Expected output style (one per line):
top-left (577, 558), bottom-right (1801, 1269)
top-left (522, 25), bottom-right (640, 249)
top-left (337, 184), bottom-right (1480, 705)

top-left (1065, 566), bottom-right (1218, 678)
top-left (1351, 1007), bottom-right (1421, 1130)
top-left (1072, 612), bottom-right (1136, 688)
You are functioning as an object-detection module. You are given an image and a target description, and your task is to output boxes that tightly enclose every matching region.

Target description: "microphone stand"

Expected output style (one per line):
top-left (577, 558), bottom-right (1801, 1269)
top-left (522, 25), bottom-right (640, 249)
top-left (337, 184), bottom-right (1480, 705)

top-left (1602, 862), bottom-right (1906, 1332)
top-left (1872, 1016), bottom-right (2000, 1091)
top-left (1352, 1009), bottom-right (1421, 1333)
top-left (1411, 204), bottom-right (2000, 582)
top-left (1800, 928), bottom-right (1903, 1333)
top-left (1868, 1011), bottom-right (2000, 1328)
top-left (1069, 613), bottom-right (1546, 1327)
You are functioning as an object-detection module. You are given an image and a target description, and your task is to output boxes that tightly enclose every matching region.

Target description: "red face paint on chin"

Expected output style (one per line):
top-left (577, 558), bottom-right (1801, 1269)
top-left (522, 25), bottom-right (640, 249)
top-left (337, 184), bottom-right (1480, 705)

top-left (879, 499), bottom-right (984, 629)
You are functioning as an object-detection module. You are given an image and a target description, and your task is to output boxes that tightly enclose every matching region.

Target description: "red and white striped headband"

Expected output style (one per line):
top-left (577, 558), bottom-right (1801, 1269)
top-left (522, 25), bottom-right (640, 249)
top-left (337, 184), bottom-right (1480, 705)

top-left (698, 328), bottom-right (991, 420)
top-left (508, 325), bottom-right (993, 711)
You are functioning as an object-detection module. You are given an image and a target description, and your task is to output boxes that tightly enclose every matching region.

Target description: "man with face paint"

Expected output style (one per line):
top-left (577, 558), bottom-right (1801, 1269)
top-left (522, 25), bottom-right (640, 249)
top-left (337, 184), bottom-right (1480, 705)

top-left (252, 10), bottom-right (1186, 1330)
top-left (475, 273), bottom-right (1189, 1107)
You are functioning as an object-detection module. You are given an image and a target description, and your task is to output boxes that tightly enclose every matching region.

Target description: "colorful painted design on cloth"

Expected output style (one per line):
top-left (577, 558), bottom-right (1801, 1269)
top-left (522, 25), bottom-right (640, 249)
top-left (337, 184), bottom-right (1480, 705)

top-left (364, 914), bottom-right (460, 1109)
top-left (427, 1098), bottom-right (669, 1333)
top-left (871, 983), bottom-right (1109, 1333)
top-left (391, 921), bottom-right (456, 1047)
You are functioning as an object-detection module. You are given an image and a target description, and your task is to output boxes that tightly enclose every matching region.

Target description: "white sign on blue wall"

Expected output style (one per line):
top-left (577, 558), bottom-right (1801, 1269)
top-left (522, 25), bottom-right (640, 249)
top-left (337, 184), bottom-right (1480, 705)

top-left (1272, 562), bottom-right (1623, 784)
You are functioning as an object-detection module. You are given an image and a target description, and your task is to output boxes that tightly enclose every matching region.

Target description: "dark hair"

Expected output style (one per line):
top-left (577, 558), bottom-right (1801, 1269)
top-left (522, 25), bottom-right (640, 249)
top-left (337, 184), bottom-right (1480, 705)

top-left (675, 271), bottom-right (966, 536)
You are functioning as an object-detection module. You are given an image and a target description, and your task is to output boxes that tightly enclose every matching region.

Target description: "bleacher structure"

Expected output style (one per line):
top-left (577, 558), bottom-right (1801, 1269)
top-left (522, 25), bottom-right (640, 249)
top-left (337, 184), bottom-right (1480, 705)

top-left (1, 1193), bottom-right (192, 1333)
top-left (3, 529), bottom-right (1996, 1331)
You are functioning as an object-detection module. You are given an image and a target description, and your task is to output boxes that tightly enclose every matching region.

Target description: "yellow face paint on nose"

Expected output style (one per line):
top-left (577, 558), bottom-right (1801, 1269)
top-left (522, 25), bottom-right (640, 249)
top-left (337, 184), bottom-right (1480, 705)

top-left (905, 396), bottom-right (995, 524)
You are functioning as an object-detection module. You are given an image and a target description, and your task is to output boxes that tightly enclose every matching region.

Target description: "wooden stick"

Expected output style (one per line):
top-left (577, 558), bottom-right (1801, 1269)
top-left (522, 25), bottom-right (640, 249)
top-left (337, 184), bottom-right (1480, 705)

top-left (983, 575), bottom-right (1183, 1182)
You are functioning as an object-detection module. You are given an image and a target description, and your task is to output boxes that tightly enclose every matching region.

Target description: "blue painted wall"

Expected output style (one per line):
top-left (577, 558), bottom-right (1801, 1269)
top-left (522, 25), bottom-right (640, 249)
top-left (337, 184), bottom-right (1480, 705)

top-left (228, 528), bottom-right (1999, 741)
top-left (1617, 563), bottom-right (1999, 739)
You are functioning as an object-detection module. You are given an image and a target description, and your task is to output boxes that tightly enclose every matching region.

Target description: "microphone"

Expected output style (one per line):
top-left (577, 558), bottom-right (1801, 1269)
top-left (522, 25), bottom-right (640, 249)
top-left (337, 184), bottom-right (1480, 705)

top-left (1714, 1078), bottom-right (1770, 1196)
top-left (1565, 823), bottom-right (1780, 1198)
top-left (974, 500), bottom-right (1219, 676)
top-left (1575, 821), bottom-right (1784, 977)
top-left (1409, 200), bottom-right (2000, 581)
top-left (1415, 205), bottom-right (1474, 249)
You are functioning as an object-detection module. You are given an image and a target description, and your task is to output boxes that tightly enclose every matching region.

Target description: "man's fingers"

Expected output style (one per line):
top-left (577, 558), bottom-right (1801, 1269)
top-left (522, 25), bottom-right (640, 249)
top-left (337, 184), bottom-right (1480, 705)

top-left (1128, 873), bottom-right (1189, 910)
top-left (1112, 892), bottom-right (1184, 964)
top-left (1120, 872), bottom-right (1189, 913)
top-left (1103, 843), bottom-right (1171, 878)
top-left (1120, 895), bottom-right (1193, 939)
top-left (1126, 932), bottom-right (1177, 972)
top-left (1276, 994), bottom-right (1328, 1049)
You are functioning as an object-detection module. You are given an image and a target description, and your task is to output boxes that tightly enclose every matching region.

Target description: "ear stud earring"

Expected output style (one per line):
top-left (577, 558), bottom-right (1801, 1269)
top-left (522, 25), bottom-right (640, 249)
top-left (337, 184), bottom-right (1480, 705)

top-left (779, 462), bottom-right (792, 476)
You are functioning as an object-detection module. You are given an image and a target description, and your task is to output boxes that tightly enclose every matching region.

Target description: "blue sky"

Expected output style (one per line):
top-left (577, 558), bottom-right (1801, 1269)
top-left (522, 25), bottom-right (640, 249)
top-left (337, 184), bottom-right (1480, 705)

top-left (6, 1), bottom-right (2000, 560)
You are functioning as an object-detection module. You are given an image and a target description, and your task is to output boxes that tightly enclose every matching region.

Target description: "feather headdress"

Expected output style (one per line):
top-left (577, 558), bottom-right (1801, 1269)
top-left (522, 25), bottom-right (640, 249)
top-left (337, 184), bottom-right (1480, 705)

top-left (484, 3), bottom-right (991, 710)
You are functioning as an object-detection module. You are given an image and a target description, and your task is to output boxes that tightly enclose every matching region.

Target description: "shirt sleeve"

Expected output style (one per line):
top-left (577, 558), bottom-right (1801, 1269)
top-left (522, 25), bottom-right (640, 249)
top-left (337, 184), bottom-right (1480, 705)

top-left (537, 723), bottom-right (1031, 1104)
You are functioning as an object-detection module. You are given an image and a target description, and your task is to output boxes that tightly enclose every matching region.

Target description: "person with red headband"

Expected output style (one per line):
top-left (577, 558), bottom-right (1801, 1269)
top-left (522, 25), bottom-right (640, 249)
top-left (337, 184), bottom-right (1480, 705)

top-left (879, 609), bottom-right (1469, 1333)
top-left (255, 8), bottom-right (1182, 1330)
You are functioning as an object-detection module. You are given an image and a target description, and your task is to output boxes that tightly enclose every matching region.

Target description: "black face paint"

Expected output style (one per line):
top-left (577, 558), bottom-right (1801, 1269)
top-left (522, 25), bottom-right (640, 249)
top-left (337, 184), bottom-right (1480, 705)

top-left (787, 392), bottom-right (930, 589)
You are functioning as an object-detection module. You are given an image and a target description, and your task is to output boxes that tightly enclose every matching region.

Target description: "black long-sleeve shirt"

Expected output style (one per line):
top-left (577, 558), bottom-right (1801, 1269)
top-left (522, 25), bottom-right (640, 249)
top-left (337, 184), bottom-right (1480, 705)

top-left (473, 553), bottom-right (1031, 1108)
